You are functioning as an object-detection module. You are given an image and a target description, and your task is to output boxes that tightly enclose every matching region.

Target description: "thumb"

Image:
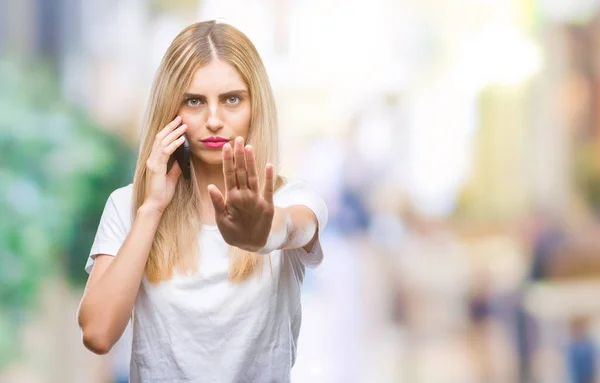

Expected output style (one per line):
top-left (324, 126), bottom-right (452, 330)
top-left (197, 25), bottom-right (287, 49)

top-left (208, 185), bottom-right (227, 218)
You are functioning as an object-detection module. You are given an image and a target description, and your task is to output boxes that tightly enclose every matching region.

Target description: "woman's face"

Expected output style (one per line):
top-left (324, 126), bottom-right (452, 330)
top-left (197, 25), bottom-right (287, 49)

top-left (177, 59), bottom-right (251, 166)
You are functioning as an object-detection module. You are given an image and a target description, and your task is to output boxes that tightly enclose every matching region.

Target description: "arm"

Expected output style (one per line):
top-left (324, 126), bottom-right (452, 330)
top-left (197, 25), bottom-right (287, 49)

top-left (77, 116), bottom-right (187, 355)
top-left (77, 205), bottom-right (162, 355)
top-left (208, 137), bottom-right (324, 257)
top-left (260, 205), bottom-right (319, 254)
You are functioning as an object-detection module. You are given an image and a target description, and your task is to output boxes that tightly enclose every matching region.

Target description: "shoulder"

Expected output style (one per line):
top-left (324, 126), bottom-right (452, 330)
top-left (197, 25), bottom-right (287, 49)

top-left (274, 177), bottom-right (313, 197)
top-left (103, 184), bottom-right (134, 225)
top-left (274, 177), bottom-right (328, 220)
top-left (107, 183), bottom-right (134, 208)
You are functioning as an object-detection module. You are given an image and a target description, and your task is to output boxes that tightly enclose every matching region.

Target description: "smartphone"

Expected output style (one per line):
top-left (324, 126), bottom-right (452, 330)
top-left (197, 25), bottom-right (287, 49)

top-left (173, 129), bottom-right (190, 179)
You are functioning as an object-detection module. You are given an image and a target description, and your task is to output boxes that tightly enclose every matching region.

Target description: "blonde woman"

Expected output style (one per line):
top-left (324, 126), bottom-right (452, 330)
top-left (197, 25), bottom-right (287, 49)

top-left (77, 20), bottom-right (327, 383)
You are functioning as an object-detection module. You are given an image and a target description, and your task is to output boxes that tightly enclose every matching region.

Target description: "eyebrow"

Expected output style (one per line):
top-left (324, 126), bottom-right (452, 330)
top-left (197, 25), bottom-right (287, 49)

top-left (183, 90), bottom-right (249, 99)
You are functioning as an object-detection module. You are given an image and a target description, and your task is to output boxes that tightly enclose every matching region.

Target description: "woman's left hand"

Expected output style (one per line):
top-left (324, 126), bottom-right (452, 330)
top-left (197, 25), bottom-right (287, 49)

top-left (207, 137), bottom-right (275, 252)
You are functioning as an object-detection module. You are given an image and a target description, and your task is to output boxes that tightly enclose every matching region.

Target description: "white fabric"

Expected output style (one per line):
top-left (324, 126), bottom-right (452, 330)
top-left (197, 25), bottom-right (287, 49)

top-left (85, 178), bottom-right (328, 383)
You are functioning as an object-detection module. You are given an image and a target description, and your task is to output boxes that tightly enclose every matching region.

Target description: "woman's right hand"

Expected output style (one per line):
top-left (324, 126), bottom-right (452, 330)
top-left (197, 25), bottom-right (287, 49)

top-left (143, 116), bottom-right (188, 214)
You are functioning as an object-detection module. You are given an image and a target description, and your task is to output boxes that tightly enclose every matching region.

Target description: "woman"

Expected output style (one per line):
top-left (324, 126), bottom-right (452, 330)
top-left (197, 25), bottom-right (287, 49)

top-left (77, 20), bottom-right (327, 383)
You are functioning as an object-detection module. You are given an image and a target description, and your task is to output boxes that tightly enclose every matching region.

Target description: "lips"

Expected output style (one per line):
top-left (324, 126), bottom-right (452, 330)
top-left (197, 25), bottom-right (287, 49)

top-left (201, 137), bottom-right (230, 143)
top-left (201, 137), bottom-right (230, 149)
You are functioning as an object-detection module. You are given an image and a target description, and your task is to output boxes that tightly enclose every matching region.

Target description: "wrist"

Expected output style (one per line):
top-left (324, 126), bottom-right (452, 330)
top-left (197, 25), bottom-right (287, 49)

top-left (237, 237), bottom-right (271, 254)
top-left (255, 236), bottom-right (277, 255)
top-left (254, 208), bottom-right (288, 254)
top-left (138, 203), bottom-right (165, 219)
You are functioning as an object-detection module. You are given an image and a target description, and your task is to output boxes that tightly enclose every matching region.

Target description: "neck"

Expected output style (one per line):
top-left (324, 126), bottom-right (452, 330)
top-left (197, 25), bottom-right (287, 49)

top-left (191, 158), bottom-right (225, 226)
top-left (192, 159), bottom-right (225, 225)
top-left (192, 158), bottom-right (225, 198)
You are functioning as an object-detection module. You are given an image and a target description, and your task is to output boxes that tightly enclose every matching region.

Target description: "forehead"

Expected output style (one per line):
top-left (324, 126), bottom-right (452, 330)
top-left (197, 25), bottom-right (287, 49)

top-left (187, 59), bottom-right (247, 93)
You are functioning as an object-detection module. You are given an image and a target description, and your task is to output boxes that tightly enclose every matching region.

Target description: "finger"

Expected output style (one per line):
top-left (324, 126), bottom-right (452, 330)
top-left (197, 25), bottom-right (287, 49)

top-left (262, 163), bottom-right (274, 204)
top-left (162, 124), bottom-right (187, 146)
top-left (167, 160), bottom-right (182, 182)
top-left (162, 135), bottom-right (186, 156)
top-left (234, 137), bottom-right (248, 189)
top-left (245, 145), bottom-right (259, 191)
top-left (156, 116), bottom-right (182, 141)
top-left (207, 185), bottom-right (227, 218)
top-left (222, 143), bottom-right (236, 191)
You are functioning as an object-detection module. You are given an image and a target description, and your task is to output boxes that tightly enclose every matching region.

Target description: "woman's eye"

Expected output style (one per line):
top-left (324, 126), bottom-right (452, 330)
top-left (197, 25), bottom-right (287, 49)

top-left (186, 98), bottom-right (201, 107)
top-left (226, 96), bottom-right (240, 105)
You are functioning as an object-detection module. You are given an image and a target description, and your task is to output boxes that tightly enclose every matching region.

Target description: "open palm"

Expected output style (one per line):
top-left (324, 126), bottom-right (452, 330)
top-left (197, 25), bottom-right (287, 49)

top-left (207, 137), bottom-right (275, 252)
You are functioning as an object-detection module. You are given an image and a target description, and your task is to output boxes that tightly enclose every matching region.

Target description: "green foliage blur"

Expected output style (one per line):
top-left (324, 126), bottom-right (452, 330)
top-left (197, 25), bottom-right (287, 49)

top-left (0, 59), bottom-right (136, 367)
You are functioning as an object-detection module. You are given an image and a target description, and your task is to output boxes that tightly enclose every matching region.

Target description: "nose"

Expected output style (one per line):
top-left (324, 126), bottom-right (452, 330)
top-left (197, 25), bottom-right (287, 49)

top-left (206, 105), bottom-right (224, 132)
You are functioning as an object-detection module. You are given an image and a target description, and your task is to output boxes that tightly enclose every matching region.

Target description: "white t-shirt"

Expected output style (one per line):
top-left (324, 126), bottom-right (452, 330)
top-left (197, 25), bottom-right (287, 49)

top-left (85, 178), bottom-right (328, 383)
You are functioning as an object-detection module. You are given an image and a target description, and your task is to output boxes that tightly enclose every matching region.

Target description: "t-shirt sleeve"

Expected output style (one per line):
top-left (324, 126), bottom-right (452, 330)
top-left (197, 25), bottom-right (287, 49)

top-left (275, 180), bottom-right (328, 268)
top-left (84, 192), bottom-right (130, 274)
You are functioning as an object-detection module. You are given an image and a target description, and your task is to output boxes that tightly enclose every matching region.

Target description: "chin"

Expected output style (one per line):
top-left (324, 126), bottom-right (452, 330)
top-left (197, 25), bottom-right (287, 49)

top-left (202, 158), bottom-right (224, 166)
top-left (193, 152), bottom-right (223, 167)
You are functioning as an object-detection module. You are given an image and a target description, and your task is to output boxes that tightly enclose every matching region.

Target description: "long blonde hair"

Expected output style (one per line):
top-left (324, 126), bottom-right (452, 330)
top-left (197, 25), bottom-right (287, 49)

top-left (132, 20), bottom-right (284, 284)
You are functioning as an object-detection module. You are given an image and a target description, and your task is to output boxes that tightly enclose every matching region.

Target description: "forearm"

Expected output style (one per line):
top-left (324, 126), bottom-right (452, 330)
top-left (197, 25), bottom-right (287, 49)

top-left (78, 205), bottom-right (162, 353)
top-left (258, 206), bottom-right (318, 254)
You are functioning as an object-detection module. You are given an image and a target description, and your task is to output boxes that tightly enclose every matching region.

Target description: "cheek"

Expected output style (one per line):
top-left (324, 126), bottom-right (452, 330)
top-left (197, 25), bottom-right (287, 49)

top-left (227, 108), bottom-right (251, 135)
top-left (176, 105), bottom-right (189, 119)
top-left (179, 110), bottom-right (205, 130)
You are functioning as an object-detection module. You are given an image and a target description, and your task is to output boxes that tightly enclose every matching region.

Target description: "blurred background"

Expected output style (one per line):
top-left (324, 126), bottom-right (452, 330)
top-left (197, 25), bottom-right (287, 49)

top-left (3, 0), bottom-right (600, 382)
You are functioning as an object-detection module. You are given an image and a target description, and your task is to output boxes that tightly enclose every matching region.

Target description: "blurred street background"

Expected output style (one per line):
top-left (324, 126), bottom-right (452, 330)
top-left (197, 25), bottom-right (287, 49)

top-left (3, 0), bottom-right (600, 382)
